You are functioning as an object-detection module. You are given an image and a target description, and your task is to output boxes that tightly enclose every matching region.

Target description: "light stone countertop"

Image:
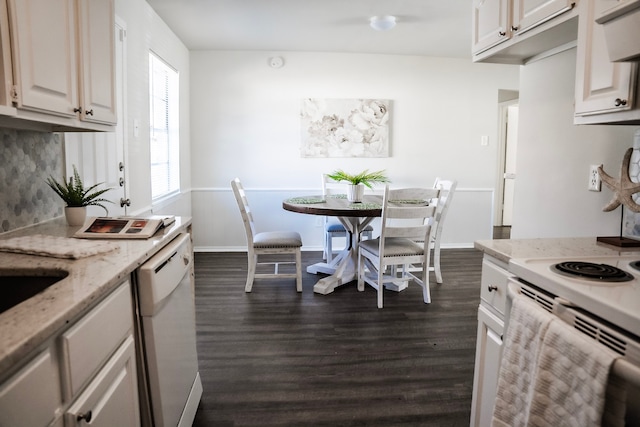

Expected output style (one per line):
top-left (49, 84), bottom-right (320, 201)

top-left (0, 216), bottom-right (191, 377)
top-left (474, 237), bottom-right (640, 264)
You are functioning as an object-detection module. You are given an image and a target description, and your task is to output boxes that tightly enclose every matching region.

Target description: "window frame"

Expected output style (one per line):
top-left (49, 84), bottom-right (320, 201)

top-left (149, 51), bottom-right (180, 202)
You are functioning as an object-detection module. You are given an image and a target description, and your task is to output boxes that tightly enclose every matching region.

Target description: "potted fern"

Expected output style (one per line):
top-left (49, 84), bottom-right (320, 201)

top-left (46, 165), bottom-right (113, 226)
top-left (326, 169), bottom-right (390, 202)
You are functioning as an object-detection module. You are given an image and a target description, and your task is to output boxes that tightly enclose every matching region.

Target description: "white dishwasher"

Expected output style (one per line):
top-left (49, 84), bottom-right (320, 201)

top-left (135, 233), bottom-right (202, 427)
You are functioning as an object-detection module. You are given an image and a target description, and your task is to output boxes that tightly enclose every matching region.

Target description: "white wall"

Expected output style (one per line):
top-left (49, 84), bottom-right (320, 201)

top-left (513, 48), bottom-right (640, 238)
top-left (113, 0), bottom-right (191, 217)
top-left (189, 51), bottom-right (520, 251)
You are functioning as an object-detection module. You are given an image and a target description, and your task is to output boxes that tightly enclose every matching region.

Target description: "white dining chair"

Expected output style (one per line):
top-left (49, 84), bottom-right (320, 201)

top-left (430, 178), bottom-right (457, 283)
top-left (357, 185), bottom-right (440, 308)
top-left (231, 178), bottom-right (303, 292)
top-left (321, 173), bottom-right (373, 262)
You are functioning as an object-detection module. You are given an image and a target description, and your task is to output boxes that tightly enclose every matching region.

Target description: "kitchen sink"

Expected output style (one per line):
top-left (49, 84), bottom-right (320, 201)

top-left (0, 269), bottom-right (69, 315)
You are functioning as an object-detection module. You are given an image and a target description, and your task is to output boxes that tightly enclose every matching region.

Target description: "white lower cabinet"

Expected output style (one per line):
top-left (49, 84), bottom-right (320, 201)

top-left (61, 282), bottom-right (134, 398)
top-left (64, 336), bottom-right (139, 427)
top-left (62, 281), bottom-right (139, 427)
top-left (0, 347), bottom-right (62, 427)
top-left (470, 256), bottom-right (510, 427)
top-left (470, 305), bottom-right (504, 427)
top-left (0, 280), bottom-right (139, 427)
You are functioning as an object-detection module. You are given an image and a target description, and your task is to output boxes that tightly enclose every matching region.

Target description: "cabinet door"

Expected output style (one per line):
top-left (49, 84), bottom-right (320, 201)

top-left (512, 0), bottom-right (576, 34)
top-left (473, 0), bottom-right (511, 54)
top-left (575, 0), bottom-right (637, 116)
top-left (0, 348), bottom-right (62, 427)
top-left (7, 0), bottom-right (78, 117)
top-left (470, 305), bottom-right (504, 427)
top-left (65, 335), bottom-right (140, 427)
top-left (77, 0), bottom-right (116, 124)
top-left (0, 0), bottom-right (13, 110)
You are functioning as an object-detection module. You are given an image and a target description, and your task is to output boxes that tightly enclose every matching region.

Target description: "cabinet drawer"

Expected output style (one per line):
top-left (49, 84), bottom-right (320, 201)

top-left (480, 259), bottom-right (511, 315)
top-left (61, 281), bottom-right (132, 397)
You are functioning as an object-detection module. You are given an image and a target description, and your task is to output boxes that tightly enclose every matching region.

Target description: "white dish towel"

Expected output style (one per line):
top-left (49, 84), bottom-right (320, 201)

top-left (528, 318), bottom-right (622, 427)
top-left (492, 294), bottom-right (623, 427)
top-left (492, 295), bottom-right (554, 427)
top-left (0, 234), bottom-right (119, 259)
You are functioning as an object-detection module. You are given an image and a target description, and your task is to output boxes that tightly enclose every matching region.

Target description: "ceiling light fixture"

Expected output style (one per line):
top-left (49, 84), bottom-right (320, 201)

top-left (369, 15), bottom-right (396, 31)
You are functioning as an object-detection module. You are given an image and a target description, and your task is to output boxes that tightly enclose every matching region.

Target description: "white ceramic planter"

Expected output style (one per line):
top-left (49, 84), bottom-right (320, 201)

top-left (65, 206), bottom-right (87, 226)
top-left (347, 184), bottom-right (365, 203)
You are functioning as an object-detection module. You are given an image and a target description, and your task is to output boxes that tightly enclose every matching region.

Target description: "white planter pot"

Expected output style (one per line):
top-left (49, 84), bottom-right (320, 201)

top-left (65, 206), bottom-right (87, 226)
top-left (347, 184), bottom-right (365, 203)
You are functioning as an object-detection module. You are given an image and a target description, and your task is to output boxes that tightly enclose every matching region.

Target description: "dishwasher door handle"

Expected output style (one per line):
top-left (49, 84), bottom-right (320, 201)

top-left (154, 251), bottom-right (178, 274)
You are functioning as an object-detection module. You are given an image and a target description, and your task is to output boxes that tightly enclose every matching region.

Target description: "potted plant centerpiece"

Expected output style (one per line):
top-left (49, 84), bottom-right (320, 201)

top-left (326, 169), bottom-right (390, 202)
top-left (46, 165), bottom-right (113, 226)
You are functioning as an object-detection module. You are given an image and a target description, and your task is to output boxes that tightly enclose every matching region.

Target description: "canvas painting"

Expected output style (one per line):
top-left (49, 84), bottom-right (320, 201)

top-left (300, 98), bottom-right (390, 158)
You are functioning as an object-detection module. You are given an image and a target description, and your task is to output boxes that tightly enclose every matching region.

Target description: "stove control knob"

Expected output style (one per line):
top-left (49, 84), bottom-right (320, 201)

top-left (487, 285), bottom-right (498, 292)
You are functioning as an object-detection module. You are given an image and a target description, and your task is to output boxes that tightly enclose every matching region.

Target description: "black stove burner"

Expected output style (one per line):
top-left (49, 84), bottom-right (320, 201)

top-left (629, 260), bottom-right (640, 272)
top-left (553, 261), bottom-right (634, 282)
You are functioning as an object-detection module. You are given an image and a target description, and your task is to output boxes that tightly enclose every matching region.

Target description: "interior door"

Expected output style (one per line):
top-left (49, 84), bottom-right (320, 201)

top-left (64, 17), bottom-right (127, 217)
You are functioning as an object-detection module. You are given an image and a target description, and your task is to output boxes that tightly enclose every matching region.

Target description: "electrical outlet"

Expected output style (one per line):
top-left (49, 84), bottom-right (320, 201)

top-left (588, 165), bottom-right (602, 192)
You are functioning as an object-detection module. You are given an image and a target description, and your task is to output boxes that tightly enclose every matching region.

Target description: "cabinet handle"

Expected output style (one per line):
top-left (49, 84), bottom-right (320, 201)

top-left (487, 285), bottom-right (498, 292)
top-left (511, 25), bottom-right (518, 31)
top-left (120, 197), bottom-right (131, 207)
top-left (77, 410), bottom-right (92, 423)
top-left (73, 107), bottom-right (82, 113)
top-left (119, 177), bottom-right (125, 187)
top-left (498, 30), bottom-right (506, 37)
top-left (614, 98), bottom-right (628, 107)
top-left (85, 109), bottom-right (94, 116)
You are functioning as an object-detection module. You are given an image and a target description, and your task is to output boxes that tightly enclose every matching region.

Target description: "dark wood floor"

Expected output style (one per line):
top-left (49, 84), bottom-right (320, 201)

top-left (493, 226), bottom-right (511, 240)
top-left (192, 249), bottom-right (483, 427)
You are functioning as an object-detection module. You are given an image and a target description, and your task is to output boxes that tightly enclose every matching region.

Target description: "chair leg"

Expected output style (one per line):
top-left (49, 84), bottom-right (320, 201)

top-left (295, 248), bottom-right (302, 292)
top-left (421, 261), bottom-right (431, 304)
top-left (377, 267), bottom-right (384, 308)
top-left (326, 232), bottom-right (333, 263)
top-left (357, 251), bottom-right (365, 292)
top-left (433, 236), bottom-right (443, 284)
top-left (245, 253), bottom-right (257, 292)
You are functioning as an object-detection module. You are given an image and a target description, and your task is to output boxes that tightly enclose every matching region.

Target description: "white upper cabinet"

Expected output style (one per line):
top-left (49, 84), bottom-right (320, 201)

top-left (0, 0), bottom-right (15, 115)
top-left (473, 0), bottom-right (579, 63)
top-left (473, 0), bottom-right (511, 54)
top-left (77, 0), bottom-right (116, 125)
top-left (513, 0), bottom-right (576, 34)
top-left (2, 0), bottom-right (115, 131)
top-left (9, 0), bottom-right (79, 117)
top-left (574, 0), bottom-right (640, 123)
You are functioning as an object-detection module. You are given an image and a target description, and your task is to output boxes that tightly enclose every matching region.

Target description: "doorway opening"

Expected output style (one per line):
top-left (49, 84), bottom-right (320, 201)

top-left (494, 90), bottom-right (519, 239)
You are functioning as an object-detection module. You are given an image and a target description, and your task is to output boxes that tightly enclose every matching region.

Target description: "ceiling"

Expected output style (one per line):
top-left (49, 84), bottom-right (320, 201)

top-left (144, 0), bottom-right (473, 58)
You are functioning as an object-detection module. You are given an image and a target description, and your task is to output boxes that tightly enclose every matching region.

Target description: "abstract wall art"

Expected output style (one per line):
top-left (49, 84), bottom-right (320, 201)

top-left (300, 98), bottom-right (390, 158)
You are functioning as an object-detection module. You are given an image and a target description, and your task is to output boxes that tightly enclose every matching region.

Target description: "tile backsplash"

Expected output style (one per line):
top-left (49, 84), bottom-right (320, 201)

top-left (0, 129), bottom-right (63, 232)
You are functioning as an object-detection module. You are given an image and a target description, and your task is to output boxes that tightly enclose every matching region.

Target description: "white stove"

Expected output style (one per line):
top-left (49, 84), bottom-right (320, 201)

top-left (505, 255), bottom-right (640, 426)
top-left (509, 255), bottom-right (640, 338)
